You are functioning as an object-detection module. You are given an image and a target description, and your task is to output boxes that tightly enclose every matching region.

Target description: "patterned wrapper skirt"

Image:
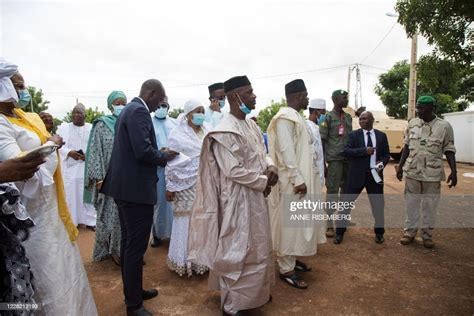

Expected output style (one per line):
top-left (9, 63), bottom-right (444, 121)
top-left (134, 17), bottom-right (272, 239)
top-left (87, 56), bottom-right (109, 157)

top-left (167, 186), bottom-right (208, 277)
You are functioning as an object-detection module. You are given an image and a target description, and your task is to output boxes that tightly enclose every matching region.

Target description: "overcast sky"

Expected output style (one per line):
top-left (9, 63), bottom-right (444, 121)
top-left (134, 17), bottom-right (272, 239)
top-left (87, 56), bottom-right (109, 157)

top-left (1, 0), bottom-right (435, 119)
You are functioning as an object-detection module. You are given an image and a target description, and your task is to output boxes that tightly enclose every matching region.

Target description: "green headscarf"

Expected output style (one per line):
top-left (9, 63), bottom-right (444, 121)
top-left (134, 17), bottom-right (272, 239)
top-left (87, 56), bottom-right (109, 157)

top-left (107, 90), bottom-right (127, 113)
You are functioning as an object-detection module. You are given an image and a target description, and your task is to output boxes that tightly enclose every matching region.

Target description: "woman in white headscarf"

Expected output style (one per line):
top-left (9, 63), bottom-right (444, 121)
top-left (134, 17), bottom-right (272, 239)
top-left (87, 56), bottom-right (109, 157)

top-left (165, 99), bottom-right (209, 277)
top-left (0, 59), bottom-right (97, 315)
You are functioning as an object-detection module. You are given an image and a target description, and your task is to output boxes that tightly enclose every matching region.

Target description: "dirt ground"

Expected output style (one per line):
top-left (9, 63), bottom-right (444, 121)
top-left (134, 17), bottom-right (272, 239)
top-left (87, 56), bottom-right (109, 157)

top-left (77, 161), bottom-right (474, 315)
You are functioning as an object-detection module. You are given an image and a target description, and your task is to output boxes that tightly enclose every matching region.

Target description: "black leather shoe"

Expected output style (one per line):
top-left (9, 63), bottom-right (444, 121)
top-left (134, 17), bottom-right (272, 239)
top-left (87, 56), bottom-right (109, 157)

top-left (127, 306), bottom-right (153, 316)
top-left (333, 234), bottom-right (344, 244)
top-left (142, 288), bottom-right (158, 300)
top-left (150, 237), bottom-right (161, 248)
top-left (375, 234), bottom-right (384, 244)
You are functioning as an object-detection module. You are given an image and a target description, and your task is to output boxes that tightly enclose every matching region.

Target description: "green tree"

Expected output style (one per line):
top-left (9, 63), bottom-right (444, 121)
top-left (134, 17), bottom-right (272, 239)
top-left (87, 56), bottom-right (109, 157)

top-left (374, 56), bottom-right (471, 119)
top-left (417, 54), bottom-right (472, 112)
top-left (168, 107), bottom-right (183, 119)
top-left (63, 106), bottom-right (105, 123)
top-left (26, 86), bottom-right (50, 113)
top-left (374, 60), bottom-right (410, 119)
top-left (395, 0), bottom-right (473, 65)
top-left (257, 99), bottom-right (287, 132)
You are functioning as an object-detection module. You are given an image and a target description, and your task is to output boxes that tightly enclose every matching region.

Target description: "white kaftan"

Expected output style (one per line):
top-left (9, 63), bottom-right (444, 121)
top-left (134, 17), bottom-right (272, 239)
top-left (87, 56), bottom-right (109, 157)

top-left (0, 115), bottom-right (97, 316)
top-left (57, 122), bottom-right (96, 226)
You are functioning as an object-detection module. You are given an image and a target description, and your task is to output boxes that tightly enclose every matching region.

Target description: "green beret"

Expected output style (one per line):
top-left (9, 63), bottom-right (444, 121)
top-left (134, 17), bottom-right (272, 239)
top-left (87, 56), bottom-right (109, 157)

top-left (332, 89), bottom-right (348, 97)
top-left (417, 95), bottom-right (436, 106)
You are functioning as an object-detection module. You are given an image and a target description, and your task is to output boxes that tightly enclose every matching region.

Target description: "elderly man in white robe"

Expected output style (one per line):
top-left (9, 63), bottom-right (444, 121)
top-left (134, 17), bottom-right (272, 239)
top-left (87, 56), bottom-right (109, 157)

top-left (57, 103), bottom-right (97, 228)
top-left (306, 98), bottom-right (326, 187)
top-left (188, 75), bottom-right (278, 315)
top-left (267, 79), bottom-right (326, 290)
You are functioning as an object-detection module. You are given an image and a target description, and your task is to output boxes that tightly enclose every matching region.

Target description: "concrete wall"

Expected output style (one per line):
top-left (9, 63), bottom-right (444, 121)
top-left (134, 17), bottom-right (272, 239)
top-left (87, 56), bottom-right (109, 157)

top-left (443, 111), bottom-right (474, 163)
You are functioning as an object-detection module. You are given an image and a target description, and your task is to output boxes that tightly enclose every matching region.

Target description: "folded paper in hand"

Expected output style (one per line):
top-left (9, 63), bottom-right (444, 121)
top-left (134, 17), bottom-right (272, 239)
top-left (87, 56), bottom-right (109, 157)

top-left (371, 168), bottom-right (383, 184)
top-left (167, 152), bottom-right (190, 167)
top-left (22, 142), bottom-right (58, 157)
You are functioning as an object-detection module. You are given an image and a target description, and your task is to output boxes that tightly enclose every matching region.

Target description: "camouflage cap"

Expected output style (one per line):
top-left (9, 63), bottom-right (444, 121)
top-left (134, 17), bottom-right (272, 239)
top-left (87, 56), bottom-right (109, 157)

top-left (417, 95), bottom-right (436, 106)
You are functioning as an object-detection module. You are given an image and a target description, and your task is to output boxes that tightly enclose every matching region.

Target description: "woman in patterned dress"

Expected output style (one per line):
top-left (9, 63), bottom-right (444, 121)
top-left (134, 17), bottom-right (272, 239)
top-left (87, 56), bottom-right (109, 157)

top-left (85, 91), bottom-right (127, 265)
top-left (165, 99), bottom-right (209, 277)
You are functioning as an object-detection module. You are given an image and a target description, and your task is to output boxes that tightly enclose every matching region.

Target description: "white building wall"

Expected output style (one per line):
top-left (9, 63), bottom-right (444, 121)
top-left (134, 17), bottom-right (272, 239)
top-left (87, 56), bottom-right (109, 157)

top-left (443, 111), bottom-right (474, 163)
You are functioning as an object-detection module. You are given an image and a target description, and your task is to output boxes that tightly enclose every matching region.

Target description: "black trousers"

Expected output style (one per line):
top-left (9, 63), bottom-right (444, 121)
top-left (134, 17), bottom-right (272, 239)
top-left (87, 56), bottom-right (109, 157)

top-left (115, 199), bottom-right (154, 310)
top-left (336, 171), bottom-right (385, 235)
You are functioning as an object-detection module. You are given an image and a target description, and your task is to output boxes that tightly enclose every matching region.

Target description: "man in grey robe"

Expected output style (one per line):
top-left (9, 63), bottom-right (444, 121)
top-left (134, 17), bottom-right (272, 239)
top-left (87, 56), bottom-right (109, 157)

top-left (188, 75), bottom-right (278, 315)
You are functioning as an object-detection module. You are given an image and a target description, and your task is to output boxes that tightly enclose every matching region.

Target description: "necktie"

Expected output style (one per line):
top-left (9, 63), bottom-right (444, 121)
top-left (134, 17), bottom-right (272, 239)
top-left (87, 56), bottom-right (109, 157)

top-left (367, 131), bottom-right (373, 169)
top-left (367, 131), bottom-right (373, 147)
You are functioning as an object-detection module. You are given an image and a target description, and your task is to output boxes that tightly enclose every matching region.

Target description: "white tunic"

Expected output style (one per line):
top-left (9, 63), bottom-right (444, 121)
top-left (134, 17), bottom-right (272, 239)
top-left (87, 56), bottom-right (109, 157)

top-left (0, 115), bottom-right (97, 316)
top-left (306, 119), bottom-right (325, 187)
top-left (57, 122), bottom-right (96, 226)
top-left (267, 108), bottom-right (326, 256)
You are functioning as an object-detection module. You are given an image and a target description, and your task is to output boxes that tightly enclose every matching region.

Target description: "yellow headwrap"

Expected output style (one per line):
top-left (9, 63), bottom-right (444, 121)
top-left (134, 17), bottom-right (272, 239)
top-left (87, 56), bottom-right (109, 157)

top-left (7, 108), bottom-right (78, 241)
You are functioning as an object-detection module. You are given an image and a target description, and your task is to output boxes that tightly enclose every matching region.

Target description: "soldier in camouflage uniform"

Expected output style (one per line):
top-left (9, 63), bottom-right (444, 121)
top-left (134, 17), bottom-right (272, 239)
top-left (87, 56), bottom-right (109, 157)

top-left (397, 96), bottom-right (457, 249)
top-left (319, 89), bottom-right (352, 237)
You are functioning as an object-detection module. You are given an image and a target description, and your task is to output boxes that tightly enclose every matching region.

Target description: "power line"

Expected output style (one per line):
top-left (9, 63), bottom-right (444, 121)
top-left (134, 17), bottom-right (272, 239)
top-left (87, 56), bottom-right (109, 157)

top-left (44, 64), bottom-right (349, 96)
top-left (359, 64), bottom-right (389, 72)
top-left (253, 64), bottom-right (348, 79)
top-left (359, 22), bottom-right (397, 64)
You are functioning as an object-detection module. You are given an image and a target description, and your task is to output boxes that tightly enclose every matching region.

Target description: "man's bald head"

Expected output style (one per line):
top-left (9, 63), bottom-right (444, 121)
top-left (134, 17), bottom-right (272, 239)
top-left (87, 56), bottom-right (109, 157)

top-left (139, 79), bottom-right (166, 112)
top-left (359, 111), bottom-right (374, 130)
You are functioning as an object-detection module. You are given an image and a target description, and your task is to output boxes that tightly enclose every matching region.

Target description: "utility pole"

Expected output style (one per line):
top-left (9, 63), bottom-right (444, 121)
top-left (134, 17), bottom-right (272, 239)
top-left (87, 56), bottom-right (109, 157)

top-left (386, 12), bottom-right (417, 120)
top-left (355, 64), bottom-right (363, 110)
top-left (407, 34), bottom-right (417, 120)
top-left (347, 65), bottom-right (352, 105)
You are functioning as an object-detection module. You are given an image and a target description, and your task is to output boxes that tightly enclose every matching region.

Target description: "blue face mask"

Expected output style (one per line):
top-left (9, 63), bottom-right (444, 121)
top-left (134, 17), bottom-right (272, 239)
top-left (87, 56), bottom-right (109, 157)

top-left (239, 102), bottom-right (252, 114)
top-left (219, 100), bottom-right (226, 109)
top-left (155, 107), bottom-right (168, 119)
top-left (17, 89), bottom-right (31, 108)
top-left (113, 105), bottom-right (125, 116)
top-left (318, 114), bottom-right (326, 125)
top-left (191, 113), bottom-right (205, 126)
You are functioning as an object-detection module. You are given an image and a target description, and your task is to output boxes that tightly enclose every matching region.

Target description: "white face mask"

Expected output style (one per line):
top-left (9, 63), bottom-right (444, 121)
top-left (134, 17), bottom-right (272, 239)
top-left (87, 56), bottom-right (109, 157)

top-left (113, 105), bottom-right (125, 116)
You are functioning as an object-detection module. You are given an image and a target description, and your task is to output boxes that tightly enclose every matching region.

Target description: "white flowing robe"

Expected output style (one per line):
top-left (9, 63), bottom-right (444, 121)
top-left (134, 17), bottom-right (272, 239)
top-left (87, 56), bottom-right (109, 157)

top-left (57, 122), bottom-right (96, 226)
top-left (0, 115), bottom-right (97, 316)
top-left (306, 119), bottom-right (325, 187)
top-left (165, 121), bottom-right (209, 276)
top-left (204, 107), bottom-right (224, 128)
top-left (152, 115), bottom-right (178, 239)
top-left (267, 107), bottom-right (326, 257)
top-left (188, 114), bottom-right (274, 314)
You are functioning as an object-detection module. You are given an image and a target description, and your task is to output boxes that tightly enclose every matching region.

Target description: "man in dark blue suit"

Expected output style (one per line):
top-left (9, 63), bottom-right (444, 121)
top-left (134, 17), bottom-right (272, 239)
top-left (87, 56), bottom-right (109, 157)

top-left (101, 79), bottom-right (177, 316)
top-left (334, 111), bottom-right (390, 245)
